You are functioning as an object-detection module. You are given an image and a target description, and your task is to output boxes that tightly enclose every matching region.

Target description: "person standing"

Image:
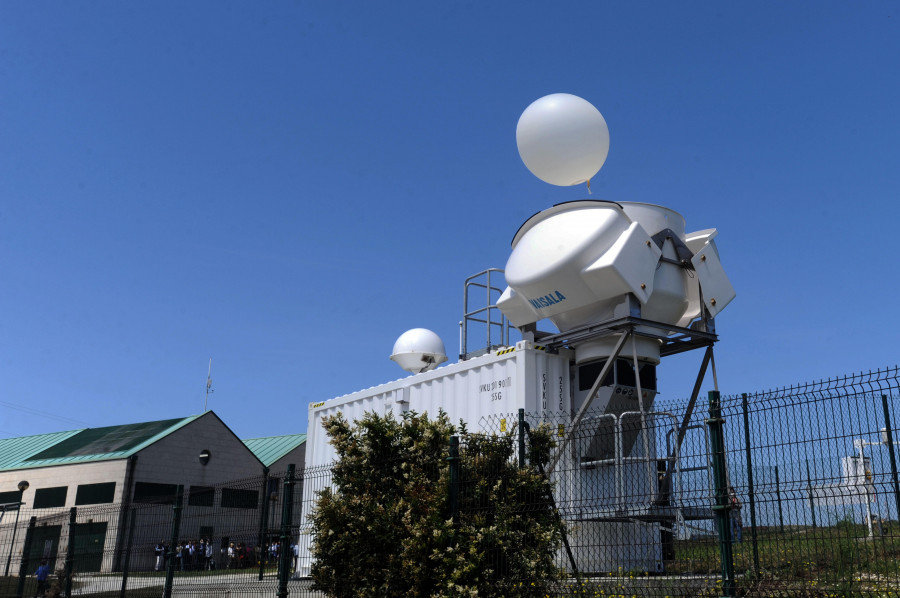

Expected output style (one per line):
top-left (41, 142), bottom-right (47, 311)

top-left (34, 559), bottom-right (50, 597)
top-left (188, 540), bottom-right (196, 571)
top-left (205, 539), bottom-right (215, 570)
top-left (154, 541), bottom-right (165, 572)
top-left (728, 486), bottom-right (743, 542)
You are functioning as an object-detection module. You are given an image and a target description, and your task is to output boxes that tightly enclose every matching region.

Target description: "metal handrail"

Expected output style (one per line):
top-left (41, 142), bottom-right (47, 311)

top-left (460, 269), bottom-right (510, 360)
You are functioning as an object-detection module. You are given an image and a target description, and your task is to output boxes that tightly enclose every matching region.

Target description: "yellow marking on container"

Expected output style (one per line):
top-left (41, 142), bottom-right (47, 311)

top-left (557, 424), bottom-right (565, 438)
top-left (500, 419), bottom-right (507, 432)
top-left (496, 347), bottom-right (516, 355)
top-left (310, 401), bottom-right (325, 409)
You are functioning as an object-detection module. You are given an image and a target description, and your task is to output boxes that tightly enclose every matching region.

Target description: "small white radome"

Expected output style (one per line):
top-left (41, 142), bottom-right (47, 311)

top-left (390, 328), bottom-right (448, 374)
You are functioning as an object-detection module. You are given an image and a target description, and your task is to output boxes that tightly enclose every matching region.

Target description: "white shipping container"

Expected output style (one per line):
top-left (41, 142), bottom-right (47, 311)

top-left (299, 339), bottom-right (665, 575)
top-left (305, 340), bottom-right (572, 469)
top-left (297, 341), bottom-right (572, 577)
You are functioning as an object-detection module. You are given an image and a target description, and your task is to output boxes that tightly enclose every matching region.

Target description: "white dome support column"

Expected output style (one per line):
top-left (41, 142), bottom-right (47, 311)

top-left (547, 331), bottom-right (629, 474)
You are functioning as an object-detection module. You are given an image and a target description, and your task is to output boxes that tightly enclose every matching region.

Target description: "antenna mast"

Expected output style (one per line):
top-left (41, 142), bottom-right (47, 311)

top-left (204, 358), bottom-right (214, 412)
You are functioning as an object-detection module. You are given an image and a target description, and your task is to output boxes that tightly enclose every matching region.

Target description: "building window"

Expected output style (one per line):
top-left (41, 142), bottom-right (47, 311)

top-left (34, 487), bottom-right (68, 509)
top-left (75, 482), bottom-right (116, 505)
top-left (0, 491), bottom-right (21, 505)
top-left (133, 482), bottom-right (179, 505)
top-left (221, 488), bottom-right (258, 509)
top-left (188, 486), bottom-right (215, 507)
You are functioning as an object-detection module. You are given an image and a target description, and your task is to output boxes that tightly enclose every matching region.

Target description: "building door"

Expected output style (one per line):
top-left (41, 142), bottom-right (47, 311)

top-left (28, 525), bottom-right (62, 572)
top-left (71, 522), bottom-right (108, 573)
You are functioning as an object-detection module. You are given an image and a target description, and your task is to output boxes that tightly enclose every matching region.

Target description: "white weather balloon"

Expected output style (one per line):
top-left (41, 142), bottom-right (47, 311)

top-left (516, 93), bottom-right (610, 187)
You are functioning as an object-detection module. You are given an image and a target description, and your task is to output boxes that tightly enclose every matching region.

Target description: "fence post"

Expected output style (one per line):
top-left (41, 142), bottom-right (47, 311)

top-left (880, 394), bottom-right (900, 523)
top-left (163, 485), bottom-right (184, 598)
top-left (14, 516), bottom-right (36, 598)
top-left (277, 464), bottom-right (296, 598)
top-left (518, 409), bottom-right (526, 468)
top-left (448, 436), bottom-right (460, 523)
top-left (774, 465), bottom-right (784, 532)
top-left (707, 390), bottom-right (735, 597)
top-left (806, 461), bottom-right (817, 528)
top-left (258, 466), bottom-right (270, 581)
top-left (64, 507), bottom-right (76, 598)
top-left (119, 508), bottom-right (136, 598)
top-left (741, 393), bottom-right (760, 575)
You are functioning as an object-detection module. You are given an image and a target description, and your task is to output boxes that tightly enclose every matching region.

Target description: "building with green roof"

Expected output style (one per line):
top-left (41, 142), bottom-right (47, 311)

top-left (242, 433), bottom-right (306, 472)
top-left (0, 412), bottom-right (306, 574)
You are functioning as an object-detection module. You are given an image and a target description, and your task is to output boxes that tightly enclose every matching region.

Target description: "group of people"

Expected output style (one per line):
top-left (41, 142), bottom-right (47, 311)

top-left (153, 539), bottom-right (299, 572)
top-left (225, 540), bottom-right (298, 571)
top-left (153, 538), bottom-right (216, 572)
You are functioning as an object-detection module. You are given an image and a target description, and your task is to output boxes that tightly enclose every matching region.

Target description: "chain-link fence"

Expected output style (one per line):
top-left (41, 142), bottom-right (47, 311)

top-left (2, 366), bottom-right (899, 597)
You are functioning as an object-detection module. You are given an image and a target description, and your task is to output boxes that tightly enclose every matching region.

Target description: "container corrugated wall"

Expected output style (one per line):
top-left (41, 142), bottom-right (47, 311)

top-left (305, 341), bottom-right (572, 469)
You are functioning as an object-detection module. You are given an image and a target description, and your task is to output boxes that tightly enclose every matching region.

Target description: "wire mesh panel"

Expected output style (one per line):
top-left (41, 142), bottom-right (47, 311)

top-left (3, 367), bottom-right (900, 597)
top-left (718, 366), bottom-right (900, 596)
top-left (487, 404), bottom-right (728, 597)
top-left (0, 466), bottom-right (326, 598)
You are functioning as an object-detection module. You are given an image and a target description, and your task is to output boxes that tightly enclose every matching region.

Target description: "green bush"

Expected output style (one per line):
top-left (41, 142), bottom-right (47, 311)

top-left (310, 410), bottom-right (563, 598)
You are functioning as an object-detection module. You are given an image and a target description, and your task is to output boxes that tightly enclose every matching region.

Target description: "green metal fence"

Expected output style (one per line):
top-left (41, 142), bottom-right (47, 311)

top-left (1, 365), bottom-right (898, 597)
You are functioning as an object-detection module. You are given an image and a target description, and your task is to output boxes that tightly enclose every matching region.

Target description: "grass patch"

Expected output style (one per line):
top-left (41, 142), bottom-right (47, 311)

top-left (663, 520), bottom-right (900, 595)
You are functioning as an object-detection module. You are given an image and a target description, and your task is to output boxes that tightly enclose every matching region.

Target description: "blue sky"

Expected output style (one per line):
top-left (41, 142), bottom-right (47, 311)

top-left (1, 2), bottom-right (898, 440)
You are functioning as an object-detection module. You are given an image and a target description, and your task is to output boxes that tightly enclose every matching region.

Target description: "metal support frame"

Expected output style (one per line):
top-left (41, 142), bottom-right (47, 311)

top-left (277, 464), bottom-right (296, 598)
top-left (3, 497), bottom-right (24, 577)
top-left (881, 394), bottom-right (900, 530)
top-left (460, 268), bottom-right (511, 360)
top-left (163, 486), bottom-right (184, 598)
top-left (64, 508), bottom-right (76, 598)
top-left (119, 508), bottom-right (137, 598)
top-left (257, 466), bottom-right (270, 582)
top-left (545, 309), bottom-right (718, 475)
top-left (580, 411), bottom-right (681, 510)
top-left (707, 390), bottom-right (736, 597)
top-left (536, 460), bottom-right (581, 578)
top-left (14, 516), bottom-right (36, 598)
top-left (447, 436), bottom-right (460, 523)
top-left (657, 345), bottom-right (714, 503)
top-left (539, 314), bottom-right (717, 358)
top-left (547, 332), bottom-right (629, 473)
top-left (741, 393), bottom-right (760, 575)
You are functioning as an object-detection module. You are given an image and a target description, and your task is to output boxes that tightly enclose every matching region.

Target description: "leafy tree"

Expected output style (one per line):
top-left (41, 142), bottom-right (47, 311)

top-left (310, 410), bottom-right (563, 598)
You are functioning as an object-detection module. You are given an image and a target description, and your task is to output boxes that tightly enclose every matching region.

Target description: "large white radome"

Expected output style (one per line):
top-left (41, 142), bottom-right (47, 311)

top-left (516, 93), bottom-right (610, 187)
top-left (497, 201), bottom-right (736, 365)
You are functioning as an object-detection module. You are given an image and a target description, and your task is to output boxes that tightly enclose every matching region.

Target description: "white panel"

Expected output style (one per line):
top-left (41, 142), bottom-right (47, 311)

top-left (676, 276), bottom-right (702, 328)
top-left (679, 228), bottom-right (721, 326)
top-left (582, 222), bottom-right (661, 304)
top-left (691, 241), bottom-right (736, 318)
top-left (497, 286), bottom-right (540, 327)
top-left (684, 228), bottom-right (718, 254)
